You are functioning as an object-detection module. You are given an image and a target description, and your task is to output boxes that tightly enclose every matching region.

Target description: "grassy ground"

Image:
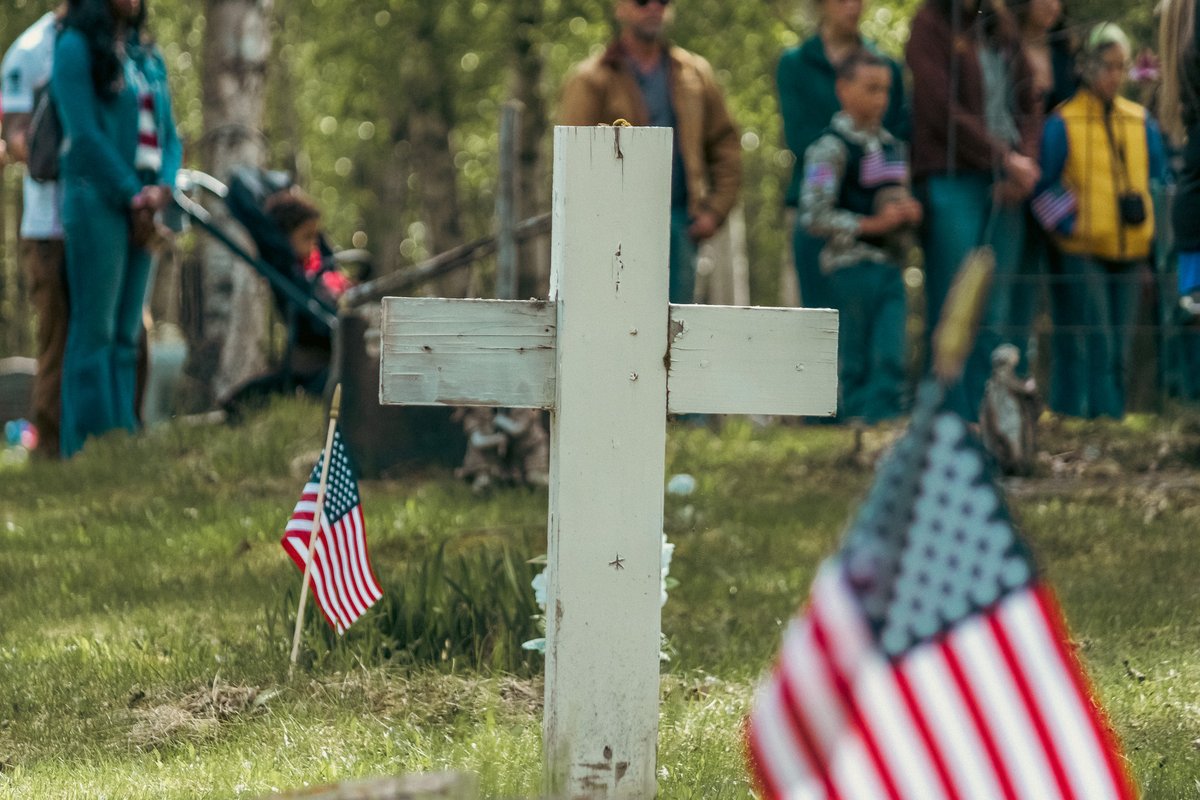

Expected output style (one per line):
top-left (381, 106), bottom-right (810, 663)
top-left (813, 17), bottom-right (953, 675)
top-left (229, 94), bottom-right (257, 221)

top-left (0, 398), bottom-right (1198, 798)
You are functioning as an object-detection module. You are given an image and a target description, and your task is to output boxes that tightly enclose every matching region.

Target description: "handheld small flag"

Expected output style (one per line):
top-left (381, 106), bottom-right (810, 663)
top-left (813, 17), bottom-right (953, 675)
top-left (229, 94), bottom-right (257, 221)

top-left (282, 426), bottom-right (382, 636)
top-left (747, 382), bottom-right (1137, 800)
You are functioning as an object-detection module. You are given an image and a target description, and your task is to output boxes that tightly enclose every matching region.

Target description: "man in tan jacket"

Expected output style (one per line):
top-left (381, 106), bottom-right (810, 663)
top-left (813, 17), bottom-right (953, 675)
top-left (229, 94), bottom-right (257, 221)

top-left (559, 0), bottom-right (742, 303)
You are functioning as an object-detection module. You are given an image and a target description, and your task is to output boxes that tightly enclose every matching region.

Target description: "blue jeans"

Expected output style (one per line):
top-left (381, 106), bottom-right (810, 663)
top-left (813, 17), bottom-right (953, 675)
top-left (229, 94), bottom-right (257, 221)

top-left (1051, 254), bottom-right (1142, 419)
top-left (669, 207), bottom-right (698, 304)
top-left (918, 173), bottom-right (1026, 420)
top-left (829, 261), bottom-right (907, 423)
top-left (60, 180), bottom-right (152, 457)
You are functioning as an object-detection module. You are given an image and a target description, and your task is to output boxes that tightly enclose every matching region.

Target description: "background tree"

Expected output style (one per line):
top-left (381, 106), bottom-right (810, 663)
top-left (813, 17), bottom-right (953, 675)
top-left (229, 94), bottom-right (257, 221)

top-left (200, 0), bottom-right (273, 400)
top-left (0, 0), bottom-right (1158, 386)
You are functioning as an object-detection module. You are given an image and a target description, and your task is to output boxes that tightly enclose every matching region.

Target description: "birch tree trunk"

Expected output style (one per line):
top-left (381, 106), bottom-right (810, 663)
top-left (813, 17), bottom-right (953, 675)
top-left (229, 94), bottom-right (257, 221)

top-left (200, 0), bottom-right (272, 401)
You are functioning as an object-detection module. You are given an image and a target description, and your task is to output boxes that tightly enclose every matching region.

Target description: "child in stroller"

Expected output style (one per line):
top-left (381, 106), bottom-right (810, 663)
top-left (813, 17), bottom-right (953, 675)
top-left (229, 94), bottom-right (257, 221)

top-left (216, 170), bottom-right (369, 412)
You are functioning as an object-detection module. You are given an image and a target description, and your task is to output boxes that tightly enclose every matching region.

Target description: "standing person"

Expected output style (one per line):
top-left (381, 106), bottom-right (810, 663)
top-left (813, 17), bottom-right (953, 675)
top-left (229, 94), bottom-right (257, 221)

top-left (906, 0), bottom-right (1042, 420)
top-left (1031, 24), bottom-right (1167, 419)
top-left (558, 0), bottom-right (742, 304)
top-left (53, 0), bottom-right (181, 457)
top-left (802, 50), bottom-right (921, 423)
top-left (1016, 0), bottom-right (1079, 411)
top-left (2, 4), bottom-right (68, 458)
top-left (1160, 0), bottom-right (1200, 305)
top-left (778, 0), bottom-right (908, 311)
top-left (1019, 0), bottom-right (1076, 111)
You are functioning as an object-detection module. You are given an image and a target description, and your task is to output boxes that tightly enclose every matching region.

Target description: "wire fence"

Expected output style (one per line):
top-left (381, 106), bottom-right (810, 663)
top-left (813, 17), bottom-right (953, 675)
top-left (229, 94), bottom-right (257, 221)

top-left (4, 164), bottom-right (1200, 417)
top-left (975, 267), bottom-right (1200, 412)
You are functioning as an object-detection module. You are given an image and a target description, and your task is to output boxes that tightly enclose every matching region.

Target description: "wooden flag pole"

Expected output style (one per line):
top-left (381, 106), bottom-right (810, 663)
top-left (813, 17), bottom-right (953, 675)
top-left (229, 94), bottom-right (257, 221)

top-left (932, 247), bottom-right (994, 385)
top-left (289, 384), bottom-right (343, 677)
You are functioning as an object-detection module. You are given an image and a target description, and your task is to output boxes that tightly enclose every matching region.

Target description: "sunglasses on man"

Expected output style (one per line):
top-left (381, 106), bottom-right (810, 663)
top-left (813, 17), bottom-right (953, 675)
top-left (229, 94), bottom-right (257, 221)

top-left (632, 0), bottom-right (671, 6)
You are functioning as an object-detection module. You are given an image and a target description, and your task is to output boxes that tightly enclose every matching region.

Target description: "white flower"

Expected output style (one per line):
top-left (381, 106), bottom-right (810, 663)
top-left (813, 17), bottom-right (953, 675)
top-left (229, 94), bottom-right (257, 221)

top-left (532, 569), bottom-right (547, 609)
top-left (666, 473), bottom-right (696, 496)
top-left (661, 533), bottom-right (675, 607)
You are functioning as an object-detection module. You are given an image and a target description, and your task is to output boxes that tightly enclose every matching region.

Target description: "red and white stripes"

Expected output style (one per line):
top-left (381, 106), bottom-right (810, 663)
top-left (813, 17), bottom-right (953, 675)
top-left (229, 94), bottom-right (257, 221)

top-left (133, 88), bottom-right (161, 174)
top-left (749, 566), bottom-right (1136, 800)
top-left (282, 483), bottom-right (382, 635)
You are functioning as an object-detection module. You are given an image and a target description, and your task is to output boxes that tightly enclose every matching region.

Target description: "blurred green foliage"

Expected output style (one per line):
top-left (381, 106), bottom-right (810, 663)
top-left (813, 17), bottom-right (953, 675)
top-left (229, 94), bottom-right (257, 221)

top-left (0, 0), bottom-right (1158, 301)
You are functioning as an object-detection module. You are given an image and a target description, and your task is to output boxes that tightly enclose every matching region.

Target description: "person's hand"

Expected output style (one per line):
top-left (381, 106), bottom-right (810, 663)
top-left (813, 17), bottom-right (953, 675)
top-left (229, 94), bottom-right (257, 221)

top-left (993, 177), bottom-right (1030, 206)
top-left (131, 184), bottom-right (170, 211)
top-left (0, 138), bottom-right (8, 169)
top-left (1004, 151), bottom-right (1040, 196)
top-left (860, 202), bottom-right (909, 236)
top-left (900, 197), bottom-right (923, 225)
top-left (688, 212), bottom-right (719, 242)
top-left (130, 206), bottom-right (157, 248)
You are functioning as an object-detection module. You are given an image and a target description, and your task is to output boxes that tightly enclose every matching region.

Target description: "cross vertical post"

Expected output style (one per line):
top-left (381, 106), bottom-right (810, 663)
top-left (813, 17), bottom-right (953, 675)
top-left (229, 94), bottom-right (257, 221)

top-left (377, 125), bottom-right (838, 800)
top-left (543, 126), bottom-right (672, 798)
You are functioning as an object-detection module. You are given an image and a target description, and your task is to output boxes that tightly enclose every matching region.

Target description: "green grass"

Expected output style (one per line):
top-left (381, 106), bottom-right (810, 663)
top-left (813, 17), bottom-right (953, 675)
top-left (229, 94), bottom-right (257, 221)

top-left (0, 399), bottom-right (1198, 798)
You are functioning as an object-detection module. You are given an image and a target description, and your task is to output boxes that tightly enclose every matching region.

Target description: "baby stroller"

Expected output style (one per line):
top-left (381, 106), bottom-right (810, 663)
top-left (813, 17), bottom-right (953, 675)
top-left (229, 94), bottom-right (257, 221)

top-left (172, 167), bottom-right (466, 475)
top-left (170, 166), bottom-right (370, 410)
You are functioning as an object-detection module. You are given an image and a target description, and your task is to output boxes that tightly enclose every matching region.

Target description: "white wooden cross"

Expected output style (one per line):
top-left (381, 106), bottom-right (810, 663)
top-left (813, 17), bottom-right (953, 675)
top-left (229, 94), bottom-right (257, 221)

top-left (379, 127), bottom-right (838, 798)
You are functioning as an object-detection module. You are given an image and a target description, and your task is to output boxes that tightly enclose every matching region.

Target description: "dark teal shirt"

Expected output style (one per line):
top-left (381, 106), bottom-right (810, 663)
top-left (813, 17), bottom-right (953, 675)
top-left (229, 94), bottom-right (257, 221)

top-left (52, 27), bottom-right (181, 209)
top-left (777, 35), bottom-right (908, 207)
top-left (630, 53), bottom-right (688, 209)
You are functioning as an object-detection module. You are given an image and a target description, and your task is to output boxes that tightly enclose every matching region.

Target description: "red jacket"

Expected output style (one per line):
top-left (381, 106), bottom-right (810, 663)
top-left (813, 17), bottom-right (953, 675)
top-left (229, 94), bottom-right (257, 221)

top-left (906, 3), bottom-right (1041, 180)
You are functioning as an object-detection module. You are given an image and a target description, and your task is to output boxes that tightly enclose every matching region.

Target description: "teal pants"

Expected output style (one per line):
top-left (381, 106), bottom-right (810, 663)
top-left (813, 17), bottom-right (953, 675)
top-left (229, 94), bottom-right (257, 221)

top-left (1050, 254), bottom-right (1141, 419)
top-left (60, 181), bottom-right (151, 457)
top-left (792, 219), bottom-right (834, 310)
top-left (919, 173), bottom-right (1027, 420)
top-left (829, 261), bottom-right (906, 423)
top-left (669, 207), bottom-right (697, 304)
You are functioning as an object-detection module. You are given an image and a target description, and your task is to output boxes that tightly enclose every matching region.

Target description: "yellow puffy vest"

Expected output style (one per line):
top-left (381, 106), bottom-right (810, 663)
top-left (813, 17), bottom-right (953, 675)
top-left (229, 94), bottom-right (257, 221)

top-left (1056, 91), bottom-right (1155, 261)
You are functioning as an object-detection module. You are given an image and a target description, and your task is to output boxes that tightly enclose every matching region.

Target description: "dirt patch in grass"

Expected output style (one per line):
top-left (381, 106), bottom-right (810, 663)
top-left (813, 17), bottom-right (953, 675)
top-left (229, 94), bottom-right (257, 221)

top-left (304, 670), bottom-right (543, 726)
top-left (128, 679), bottom-right (275, 750)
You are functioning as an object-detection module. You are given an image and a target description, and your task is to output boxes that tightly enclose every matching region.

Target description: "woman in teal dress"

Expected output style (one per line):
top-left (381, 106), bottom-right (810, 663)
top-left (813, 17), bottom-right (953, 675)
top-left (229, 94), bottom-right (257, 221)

top-left (53, 0), bottom-right (181, 457)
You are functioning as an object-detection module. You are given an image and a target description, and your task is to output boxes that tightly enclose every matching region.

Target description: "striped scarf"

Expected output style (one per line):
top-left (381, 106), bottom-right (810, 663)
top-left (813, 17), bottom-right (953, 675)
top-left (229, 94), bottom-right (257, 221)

top-left (129, 65), bottom-right (161, 175)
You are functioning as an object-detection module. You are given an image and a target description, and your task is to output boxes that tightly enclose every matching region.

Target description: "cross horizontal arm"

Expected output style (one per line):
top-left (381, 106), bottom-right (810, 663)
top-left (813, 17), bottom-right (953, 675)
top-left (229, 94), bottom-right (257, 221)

top-left (666, 304), bottom-right (838, 416)
top-left (379, 298), bottom-right (839, 417)
top-left (379, 297), bottom-right (557, 409)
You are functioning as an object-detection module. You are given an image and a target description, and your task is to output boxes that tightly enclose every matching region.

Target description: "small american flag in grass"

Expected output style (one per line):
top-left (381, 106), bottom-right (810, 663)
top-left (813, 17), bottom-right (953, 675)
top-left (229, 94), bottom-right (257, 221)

top-left (281, 428), bottom-right (383, 634)
top-left (748, 383), bottom-right (1136, 800)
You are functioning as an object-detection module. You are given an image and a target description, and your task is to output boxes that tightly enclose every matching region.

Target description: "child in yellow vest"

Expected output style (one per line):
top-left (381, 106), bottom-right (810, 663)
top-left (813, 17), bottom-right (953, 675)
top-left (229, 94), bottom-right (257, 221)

top-left (1032, 24), bottom-right (1167, 418)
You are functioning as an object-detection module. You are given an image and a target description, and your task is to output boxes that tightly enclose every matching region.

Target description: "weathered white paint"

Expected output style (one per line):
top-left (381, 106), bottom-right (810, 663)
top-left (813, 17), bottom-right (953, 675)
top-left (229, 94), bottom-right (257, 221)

top-left (542, 126), bottom-right (672, 799)
top-left (377, 125), bottom-right (839, 800)
top-left (667, 304), bottom-right (838, 416)
top-left (379, 298), bottom-right (556, 408)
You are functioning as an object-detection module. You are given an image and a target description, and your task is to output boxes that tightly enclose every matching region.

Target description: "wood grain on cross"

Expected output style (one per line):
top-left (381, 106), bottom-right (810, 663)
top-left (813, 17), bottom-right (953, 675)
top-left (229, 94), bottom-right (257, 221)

top-left (379, 127), bottom-right (838, 798)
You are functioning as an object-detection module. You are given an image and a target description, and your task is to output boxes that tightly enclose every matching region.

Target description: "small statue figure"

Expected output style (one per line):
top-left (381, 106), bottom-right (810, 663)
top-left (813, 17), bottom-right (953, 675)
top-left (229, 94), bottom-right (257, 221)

top-left (452, 407), bottom-right (508, 493)
top-left (495, 408), bottom-right (550, 488)
top-left (979, 344), bottom-right (1040, 476)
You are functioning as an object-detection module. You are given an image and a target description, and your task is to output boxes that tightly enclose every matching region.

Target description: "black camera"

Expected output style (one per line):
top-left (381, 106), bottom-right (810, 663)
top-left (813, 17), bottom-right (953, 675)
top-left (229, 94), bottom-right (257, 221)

top-left (1118, 192), bottom-right (1147, 226)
